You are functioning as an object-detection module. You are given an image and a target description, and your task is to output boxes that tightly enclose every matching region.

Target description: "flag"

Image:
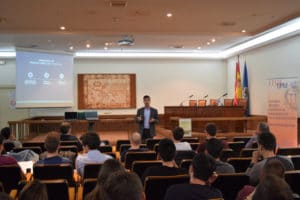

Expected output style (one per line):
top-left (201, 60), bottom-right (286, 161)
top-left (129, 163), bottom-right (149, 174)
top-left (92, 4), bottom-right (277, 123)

top-left (243, 61), bottom-right (250, 116)
top-left (233, 59), bottom-right (242, 106)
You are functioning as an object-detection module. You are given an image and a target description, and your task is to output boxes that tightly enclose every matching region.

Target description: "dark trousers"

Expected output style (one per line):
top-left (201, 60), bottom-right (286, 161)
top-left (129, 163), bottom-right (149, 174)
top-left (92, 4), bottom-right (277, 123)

top-left (142, 129), bottom-right (152, 143)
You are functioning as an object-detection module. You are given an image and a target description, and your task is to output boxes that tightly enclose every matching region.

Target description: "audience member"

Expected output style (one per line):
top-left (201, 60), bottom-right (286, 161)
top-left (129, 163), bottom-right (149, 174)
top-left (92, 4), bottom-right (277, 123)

top-left (36, 131), bottom-right (72, 165)
top-left (172, 127), bottom-right (192, 151)
top-left (76, 132), bottom-right (112, 177)
top-left (245, 122), bottom-right (269, 148)
top-left (85, 159), bottom-right (126, 200)
top-left (141, 138), bottom-right (187, 183)
top-left (0, 135), bottom-right (18, 165)
top-left (120, 132), bottom-right (149, 162)
top-left (164, 153), bottom-right (223, 200)
top-left (246, 132), bottom-right (294, 185)
top-left (60, 122), bottom-right (83, 152)
top-left (197, 123), bottom-right (228, 153)
top-left (19, 179), bottom-right (48, 200)
top-left (1, 127), bottom-right (22, 148)
top-left (206, 138), bottom-right (235, 173)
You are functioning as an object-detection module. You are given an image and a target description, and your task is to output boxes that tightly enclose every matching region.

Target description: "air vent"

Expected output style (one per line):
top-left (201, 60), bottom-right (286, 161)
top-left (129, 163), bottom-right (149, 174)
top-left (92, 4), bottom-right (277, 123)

top-left (110, 1), bottom-right (127, 7)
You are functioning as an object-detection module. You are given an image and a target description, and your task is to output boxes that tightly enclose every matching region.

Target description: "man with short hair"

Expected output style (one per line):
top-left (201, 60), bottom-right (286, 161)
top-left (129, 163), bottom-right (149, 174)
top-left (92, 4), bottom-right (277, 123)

top-left (164, 153), bottom-right (223, 200)
top-left (1, 127), bottom-right (22, 148)
top-left (197, 123), bottom-right (228, 153)
top-left (36, 131), bottom-right (72, 165)
top-left (76, 132), bottom-right (112, 177)
top-left (60, 122), bottom-right (83, 151)
top-left (0, 135), bottom-right (18, 165)
top-left (245, 122), bottom-right (269, 148)
top-left (172, 127), bottom-right (192, 151)
top-left (141, 138), bottom-right (187, 183)
top-left (246, 132), bottom-right (294, 185)
top-left (205, 138), bottom-right (235, 173)
top-left (120, 132), bottom-right (148, 162)
top-left (136, 95), bottom-right (159, 142)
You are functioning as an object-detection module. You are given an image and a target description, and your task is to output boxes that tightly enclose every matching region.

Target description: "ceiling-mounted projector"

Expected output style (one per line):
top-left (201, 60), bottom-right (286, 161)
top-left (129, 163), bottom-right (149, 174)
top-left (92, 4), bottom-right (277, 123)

top-left (118, 35), bottom-right (135, 46)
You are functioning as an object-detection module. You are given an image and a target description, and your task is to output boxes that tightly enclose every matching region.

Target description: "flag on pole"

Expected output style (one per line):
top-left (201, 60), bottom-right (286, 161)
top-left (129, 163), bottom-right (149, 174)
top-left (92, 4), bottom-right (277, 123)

top-left (233, 59), bottom-right (242, 106)
top-left (243, 61), bottom-right (250, 116)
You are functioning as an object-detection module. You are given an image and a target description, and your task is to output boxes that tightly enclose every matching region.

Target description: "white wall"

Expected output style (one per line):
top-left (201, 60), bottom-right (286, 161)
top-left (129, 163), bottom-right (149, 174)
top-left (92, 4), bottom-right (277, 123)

top-left (227, 35), bottom-right (300, 115)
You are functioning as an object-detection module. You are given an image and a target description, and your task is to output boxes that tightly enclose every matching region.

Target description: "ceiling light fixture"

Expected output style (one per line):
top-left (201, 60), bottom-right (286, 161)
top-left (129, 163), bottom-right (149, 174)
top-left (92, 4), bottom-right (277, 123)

top-left (86, 44), bottom-right (91, 48)
top-left (207, 42), bottom-right (211, 45)
top-left (104, 47), bottom-right (108, 50)
top-left (197, 46), bottom-right (201, 50)
top-left (69, 46), bottom-right (74, 50)
top-left (241, 29), bottom-right (246, 33)
top-left (211, 38), bottom-right (216, 43)
top-left (166, 13), bottom-right (173, 18)
top-left (60, 26), bottom-right (66, 30)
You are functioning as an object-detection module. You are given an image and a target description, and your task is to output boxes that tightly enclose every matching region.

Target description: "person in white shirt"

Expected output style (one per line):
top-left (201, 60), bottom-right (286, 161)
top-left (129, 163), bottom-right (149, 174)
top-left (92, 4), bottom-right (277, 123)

top-left (172, 127), bottom-right (192, 151)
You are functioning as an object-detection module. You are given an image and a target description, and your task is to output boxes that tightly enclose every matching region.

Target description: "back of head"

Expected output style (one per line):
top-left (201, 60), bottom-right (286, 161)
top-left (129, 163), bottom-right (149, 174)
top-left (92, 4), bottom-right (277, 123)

top-left (60, 122), bottom-right (71, 135)
top-left (0, 127), bottom-right (11, 140)
top-left (263, 158), bottom-right (285, 179)
top-left (98, 159), bottom-right (126, 184)
top-left (257, 122), bottom-right (270, 133)
top-left (131, 132), bottom-right (142, 146)
top-left (0, 135), bottom-right (4, 145)
top-left (205, 123), bottom-right (217, 137)
top-left (257, 132), bottom-right (276, 151)
top-left (253, 175), bottom-right (293, 200)
top-left (19, 179), bottom-right (48, 200)
top-left (81, 132), bottom-right (100, 150)
top-left (158, 138), bottom-right (176, 162)
top-left (192, 153), bottom-right (216, 181)
top-left (173, 127), bottom-right (185, 141)
top-left (102, 172), bottom-right (144, 200)
top-left (44, 131), bottom-right (60, 153)
top-left (206, 138), bottom-right (223, 159)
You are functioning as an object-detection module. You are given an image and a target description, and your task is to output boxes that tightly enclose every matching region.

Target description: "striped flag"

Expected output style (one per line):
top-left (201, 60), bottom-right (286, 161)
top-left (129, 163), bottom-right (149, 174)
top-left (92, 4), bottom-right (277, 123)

top-left (243, 61), bottom-right (250, 116)
top-left (233, 59), bottom-right (242, 106)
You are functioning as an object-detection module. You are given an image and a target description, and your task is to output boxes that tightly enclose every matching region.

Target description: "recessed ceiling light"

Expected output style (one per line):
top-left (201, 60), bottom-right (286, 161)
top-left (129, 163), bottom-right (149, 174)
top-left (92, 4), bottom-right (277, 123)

top-left (211, 38), bottom-right (216, 43)
top-left (207, 42), bottom-right (211, 45)
top-left (242, 29), bottom-right (246, 33)
top-left (166, 13), bottom-right (173, 18)
top-left (197, 46), bottom-right (201, 50)
top-left (105, 42), bottom-right (109, 46)
top-left (60, 26), bottom-right (66, 30)
top-left (86, 44), bottom-right (91, 48)
top-left (69, 46), bottom-right (74, 50)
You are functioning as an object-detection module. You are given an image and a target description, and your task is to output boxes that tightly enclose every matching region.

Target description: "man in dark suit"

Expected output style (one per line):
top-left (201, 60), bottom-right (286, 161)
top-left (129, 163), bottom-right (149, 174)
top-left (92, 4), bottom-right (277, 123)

top-left (136, 95), bottom-right (159, 142)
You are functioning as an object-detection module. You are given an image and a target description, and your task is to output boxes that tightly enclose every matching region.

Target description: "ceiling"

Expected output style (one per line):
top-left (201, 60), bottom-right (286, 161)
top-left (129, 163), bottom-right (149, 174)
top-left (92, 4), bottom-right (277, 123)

top-left (0, 0), bottom-right (300, 54)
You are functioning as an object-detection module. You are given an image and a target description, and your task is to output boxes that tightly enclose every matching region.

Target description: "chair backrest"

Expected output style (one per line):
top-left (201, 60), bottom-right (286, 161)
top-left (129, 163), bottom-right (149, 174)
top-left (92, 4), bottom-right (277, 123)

top-left (33, 164), bottom-right (75, 186)
top-left (285, 170), bottom-right (300, 195)
top-left (116, 140), bottom-right (130, 151)
top-left (22, 142), bottom-right (46, 152)
top-left (277, 148), bottom-right (300, 156)
top-left (227, 141), bottom-right (245, 156)
top-left (240, 148), bottom-right (257, 157)
top-left (220, 148), bottom-right (235, 162)
top-left (210, 99), bottom-right (218, 106)
top-left (98, 145), bottom-right (113, 153)
top-left (124, 151), bottom-right (157, 169)
top-left (179, 159), bottom-right (192, 170)
top-left (83, 163), bottom-right (103, 179)
top-left (59, 145), bottom-right (78, 154)
top-left (0, 165), bottom-right (22, 193)
top-left (40, 179), bottom-right (70, 200)
top-left (227, 157), bottom-right (252, 173)
top-left (146, 139), bottom-right (161, 150)
top-left (289, 155), bottom-right (300, 170)
top-left (189, 100), bottom-right (197, 106)
top-left (223, 99), bottom-right (233, 106)
top-left (198, 100), bottom-right (207, 107)
top-left (120, 144), bottom-right (147, 154)
top-left (60, 141), bottom-right (78, 147)
top-left (4, 142), bottom-right (15, 152)
top-left (212, 173), bottom-right (249, 200)
top-left (181, 137), bottom-right (199, 143)
top-left (233, 136), bottom-right (252, 144)
top-left (13, 146), bottom-right (42, 154)
top-left (132, 160), bottom-right (163, 178)
top-left (175, 150), bottom-right (196, 165)
top-left (144, 175), bottom-right (190, 200)
top-left (82, 178), bottom-right (97, 200)
top-left (190, 143), bottom-right (200, 151)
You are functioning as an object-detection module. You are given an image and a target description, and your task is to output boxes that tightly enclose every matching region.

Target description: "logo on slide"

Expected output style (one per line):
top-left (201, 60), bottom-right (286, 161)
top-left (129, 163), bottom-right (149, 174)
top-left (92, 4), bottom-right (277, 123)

top-left (59, 73), bottom-right (65, 79)
top-left (27, 72), bottom-right (33, 78)
top-left (44, 72), bottom-right (50, 79)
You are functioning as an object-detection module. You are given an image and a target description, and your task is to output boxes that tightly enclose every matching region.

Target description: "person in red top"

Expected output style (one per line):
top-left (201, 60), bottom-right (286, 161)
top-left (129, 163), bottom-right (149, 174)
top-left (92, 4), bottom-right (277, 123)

top-left (0, 135), bottom-right (18, 165)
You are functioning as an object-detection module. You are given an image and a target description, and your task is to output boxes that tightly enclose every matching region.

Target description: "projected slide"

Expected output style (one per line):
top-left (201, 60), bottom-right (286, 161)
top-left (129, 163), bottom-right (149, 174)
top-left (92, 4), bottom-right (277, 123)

top-left (16, 50), bottom-right (74, 107)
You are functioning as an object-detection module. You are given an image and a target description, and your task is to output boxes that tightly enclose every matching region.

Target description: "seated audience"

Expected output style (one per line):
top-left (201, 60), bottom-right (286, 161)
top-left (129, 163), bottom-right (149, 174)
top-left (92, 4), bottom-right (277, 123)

top-left (1, 127), bottom-right (22, 148)
top-left (59, 122), bottom-right (83, 152)
top-left (36, 131), bottom-right (72, 165)
top-left (172, 127), bottom-right (192, 151)
top-left (206, 138), bottom-right (235, 173)
top-left (245, 122), bottom-right (269, 148)
top-left (19, 179), bottom-right (48, 200)
top-left (164, 153), bottom-right (223, 200)
top-left (120, 132), bottom-right (149, 162)
top-left (246, 132), bottom-right (294, 186)
top-left (141, 138), bottom-right (187, 183)
top-left (197, 123), bottom-right (228, 153)
top-left (0, 135), bottom-right (18, 165)
top-left (85, 159), bottom-right (126, 200)
top-left (76, 132), bottom-right (112, 177)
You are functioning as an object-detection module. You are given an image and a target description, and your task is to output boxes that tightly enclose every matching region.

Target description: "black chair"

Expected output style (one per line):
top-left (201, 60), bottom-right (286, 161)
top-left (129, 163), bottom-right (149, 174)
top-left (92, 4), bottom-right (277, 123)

top-left (81, 178), bottom-right (97, 200)
top-left (277, 148), bottom-right (300, 156)
top-left (23, 142), bottom-right (46, 152)
top-left (0, 165), bottom-right (23, 193)
top-left (132, 160), bottom-right (162, 178)
top-left (33, 164), bottom-right (76, 186)
top-left (146, 139), bottom-right (161, 150)
top-left (124, 151), bottom-right (157, 169)
top-left (175, 150), bottom-right (196, 165)
top-left (227, 141), bottom-right (245, 156)
top-left (101, 140), bottom-right (110, 145)
top-left (40, 179), bottom-right (74, 200)
top-left (180, 137), bottom-right (199, 143)
top-left (98, 145), bottom-right (113, 153)
top-left (212, 173), bottom-right (249, 200)
top-left (13, 146), bottom-right (42, 154)
top-left (227, 157), bottom-right (252, 173)
top-left (233, 136), bottom-right (252, 144)
top-left (290, 155), bottom-right (300, 170)
top-left (220, 148), bottom-right (235, 162)
top-left (190, 143), bottom-right (200, 151)
top-left (179, 159), bottom-right (192, 170)
top-left (285, 170), bottom-right (300, 195)
top-left (3, 142), bottom-right (15, 152)
top-left (240, 148), bottom-right (257, 157)
top-left (144, 175), bottom-right (190, 200)
top-left (59, 145), bottom-right (78, 154)
top-left (120, 144), bottom-right (147, 154)
top-left (60, 141), bottom-right (78, 147)
top-left (116, 140), bottom-right (130, 152)
top-left (83, 163), bottom-right (102, 179)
